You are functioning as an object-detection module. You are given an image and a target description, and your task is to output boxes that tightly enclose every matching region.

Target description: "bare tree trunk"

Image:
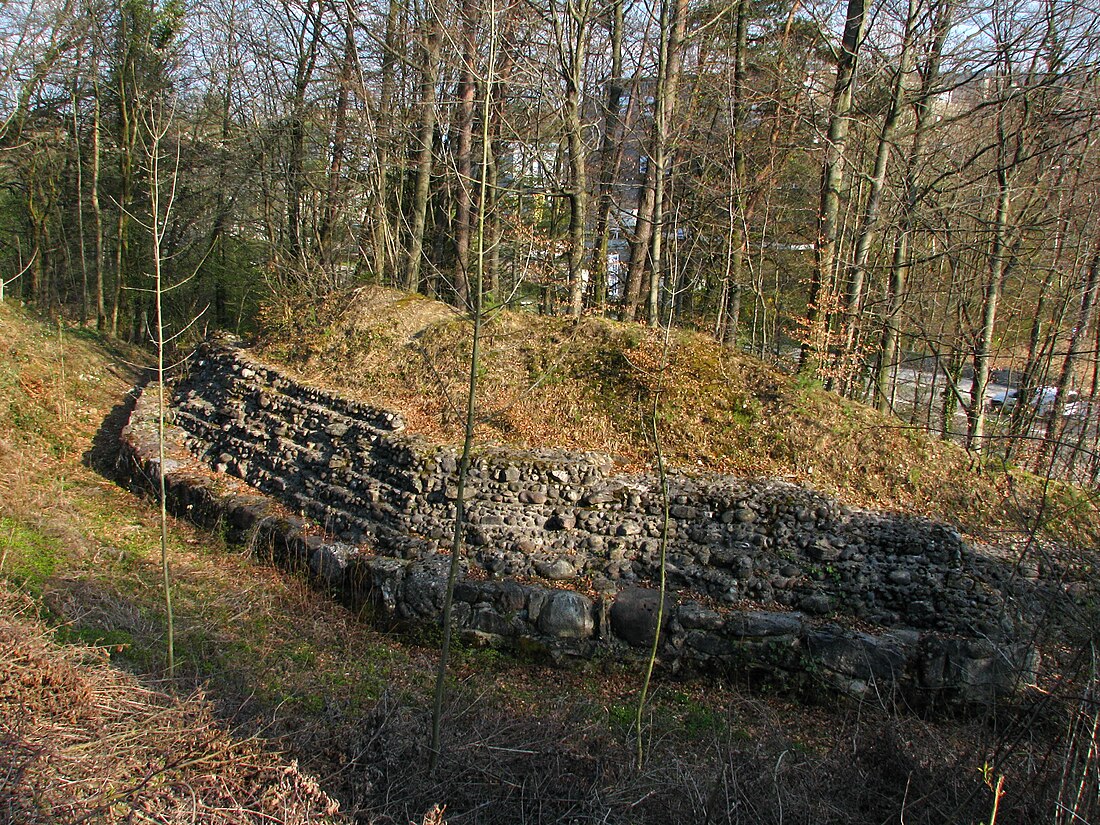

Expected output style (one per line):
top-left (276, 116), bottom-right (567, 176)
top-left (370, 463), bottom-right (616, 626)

top-left (965, 6), bottom-right (1062, 452)
top-left (717, 0), bottom-right (747, 345)
top-left (371, 0), bottom-right (402, 283)
top-left (26, 177), bottom-right (49, 307)
top-left (800, 0), bottom-right (868, 374)
top-left (557, 0), bottom-right (592, 317)
top-left (111, 59), bottom-right (137, 337)
top-left (286, 0), bottom-right (322, 264)
top-left (645, 0), bottom-right (687, 327)
top-left (405, 6), bottom-right (444, 293)
top-left (966, 163), bottom-right (1012, 451)
top-left (1089, 318), bottom-right (1100, 484)
top-left (876, 233), bottom-right (908, 413)
top-left (484, 5), bottom-right (520, 302)
top-left (589, 0), bottom-right (624, 312)
top-left (1042, 242), bottom-right (1100, 467)
top-left (70, 72), bottom-right (89, 325)
top-left (1008, 155), bottom-right (1086, 451)
top-left (452, 0), bottom-right (476, 308)
top-left (843, 0), bottom-right (921, 377)
top-left (875, 2), bottom-right (952, 411)
top-left (1010, 262), bottom-right (1058, 448)
top-left (624, 159), bottom-right (657, 321)
top-left (318, 7), bottom-right (355, 266)
top-left (91, 77), bottom-right (106, 330)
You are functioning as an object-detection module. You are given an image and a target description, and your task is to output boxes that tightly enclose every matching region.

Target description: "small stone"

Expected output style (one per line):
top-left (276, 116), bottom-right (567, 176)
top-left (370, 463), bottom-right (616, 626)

top-left (888, 570), bottom-right (912, 586)
top-left (535, 558), bottom-right (577, 580)
top-left (445, 485), bottom-right (477, 501)
top-left (808, 539), bottom-right (840, 562)
top-left (583, 490), bottom-right (616, 505)
top-left (549, 511), bottom-right (576, 530)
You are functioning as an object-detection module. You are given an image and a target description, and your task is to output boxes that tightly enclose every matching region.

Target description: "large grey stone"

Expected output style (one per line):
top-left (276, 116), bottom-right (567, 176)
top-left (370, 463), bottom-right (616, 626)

top-left (402, 557), bottom-right (451, 617)
top-left (610, 587), bottom-right (672, 647)
top-left (678, 601), bottom-right (723, 630)
top-left (725, 610), bottom-right (804, 639)
top-left (537, 591), bottom-right (594, 639)
top-left (805, 625), bottom-right (908, 684)
top-left (310, 541), bottom-right (356, 588)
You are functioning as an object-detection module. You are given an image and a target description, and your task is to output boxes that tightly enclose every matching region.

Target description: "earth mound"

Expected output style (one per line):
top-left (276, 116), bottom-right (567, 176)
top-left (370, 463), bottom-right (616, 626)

top-left (256, 286), bottom-right (1097, 548)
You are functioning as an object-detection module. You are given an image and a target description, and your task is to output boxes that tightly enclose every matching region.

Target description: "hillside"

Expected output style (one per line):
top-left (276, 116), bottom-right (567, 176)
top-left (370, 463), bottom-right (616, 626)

top-left (0, 304), bottom-right (343, 822)
top-left (2, 299), bottom-right (1097, 824)
top-left (256, 286), bottom-right (1099, 548)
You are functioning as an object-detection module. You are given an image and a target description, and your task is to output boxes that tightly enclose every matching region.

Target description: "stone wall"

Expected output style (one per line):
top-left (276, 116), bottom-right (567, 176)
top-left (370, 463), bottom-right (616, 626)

top-left (118, 340), bottom-right (1038, 706)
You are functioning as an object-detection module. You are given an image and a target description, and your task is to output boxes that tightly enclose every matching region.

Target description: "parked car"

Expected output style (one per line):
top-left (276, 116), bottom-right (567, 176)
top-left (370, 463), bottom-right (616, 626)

top-left (985, 386), bottom-right (1078, 414)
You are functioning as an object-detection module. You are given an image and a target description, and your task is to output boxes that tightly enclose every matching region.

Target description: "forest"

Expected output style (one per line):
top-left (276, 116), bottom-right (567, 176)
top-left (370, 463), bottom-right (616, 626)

top-left (2, 0), bottom-right (1099, 481)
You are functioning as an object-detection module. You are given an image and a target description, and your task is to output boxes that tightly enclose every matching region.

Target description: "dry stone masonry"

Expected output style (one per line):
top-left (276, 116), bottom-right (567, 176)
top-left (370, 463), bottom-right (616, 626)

top-left (120, 339), bottom-right (1038, 707)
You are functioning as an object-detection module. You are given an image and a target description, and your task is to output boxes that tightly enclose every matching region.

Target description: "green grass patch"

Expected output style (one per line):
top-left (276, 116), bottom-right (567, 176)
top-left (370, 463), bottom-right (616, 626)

top-left (607, 702), bottom-right (635, 735)
top-left (0, 517), bottom-right (62, 594)
top-left (56, 624), bottom-right (136, 660)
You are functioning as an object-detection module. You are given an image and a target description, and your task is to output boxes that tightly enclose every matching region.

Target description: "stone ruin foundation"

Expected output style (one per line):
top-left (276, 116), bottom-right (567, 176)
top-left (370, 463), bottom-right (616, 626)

top-left (119, 339), bottom-right (1040, 707)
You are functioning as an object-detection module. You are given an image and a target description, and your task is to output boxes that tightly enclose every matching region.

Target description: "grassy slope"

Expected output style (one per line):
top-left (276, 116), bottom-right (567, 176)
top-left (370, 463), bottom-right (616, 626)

top-left (256, 286), bottom-right (1099, 548)
top-left (0, 300), bottom-right (1085, 824)
top-left (0, 304), bottom-right (342, 822)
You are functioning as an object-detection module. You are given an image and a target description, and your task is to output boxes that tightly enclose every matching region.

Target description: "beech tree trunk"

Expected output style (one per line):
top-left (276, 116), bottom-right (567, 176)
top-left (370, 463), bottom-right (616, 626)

top-left (405, 7), bottom-right (444, 293)
top-left (875, 0), bottom-right (953, 411)
top-left (589, 0), bottom-right (624, 312)
top-left (843, 0), bottom-right (920, 383)
top-left (451, 0), bottom-right (477, 308)
top-left (800, 0), bottom-right (868, 374)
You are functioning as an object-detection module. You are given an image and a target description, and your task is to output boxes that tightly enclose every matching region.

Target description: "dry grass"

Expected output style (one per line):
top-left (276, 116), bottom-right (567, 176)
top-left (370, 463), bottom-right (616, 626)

top-left (0, 586), bottom-right (341, 824)
top-left (0, 304), bottom-right (344, 822)
top-left (254, 286), bottom-right (1099, 546)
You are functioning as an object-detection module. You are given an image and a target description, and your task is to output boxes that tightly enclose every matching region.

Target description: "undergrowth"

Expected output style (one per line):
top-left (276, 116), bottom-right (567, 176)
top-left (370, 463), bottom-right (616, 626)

top-left (0, 586), bottom-right (341, 824)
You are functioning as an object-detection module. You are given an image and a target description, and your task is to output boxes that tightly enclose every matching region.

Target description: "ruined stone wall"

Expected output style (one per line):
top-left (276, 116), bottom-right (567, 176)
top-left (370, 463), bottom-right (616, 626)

top-left (117, 340), bottom-right (1037, 706)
